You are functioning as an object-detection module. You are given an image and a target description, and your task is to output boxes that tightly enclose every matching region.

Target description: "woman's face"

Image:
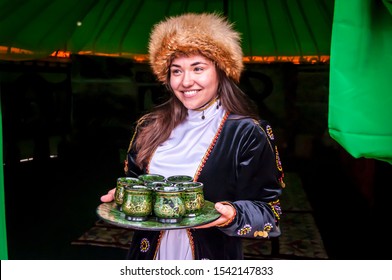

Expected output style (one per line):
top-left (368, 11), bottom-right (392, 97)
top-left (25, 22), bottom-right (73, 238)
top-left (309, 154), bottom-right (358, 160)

top-left (169, 54), bottom-right (219, 110)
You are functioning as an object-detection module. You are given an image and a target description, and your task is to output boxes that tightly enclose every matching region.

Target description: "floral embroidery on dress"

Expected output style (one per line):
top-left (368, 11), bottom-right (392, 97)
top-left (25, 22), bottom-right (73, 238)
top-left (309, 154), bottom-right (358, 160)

top-left (263, 223), bottom-right (273, 232)
top-left (237, 224), bottom-right (252, 236)
top-left (253, 230), bottom-right (269, 238)
top-left (253, 223), bottom-right (273, 238)
top-left (140, 238), bottom-right (150, 253)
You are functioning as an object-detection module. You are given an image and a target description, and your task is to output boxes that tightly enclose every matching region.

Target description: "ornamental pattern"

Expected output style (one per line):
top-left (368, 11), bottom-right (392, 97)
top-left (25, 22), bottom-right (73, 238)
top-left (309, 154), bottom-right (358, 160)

top-left (237, 224), bottom-right (252, 236)
top-left (140, 238), bottom-right (150, 253)
top-left (268, 200), bottom-right (281, 220)
top-left (266, 124), bottom-right (275, 140)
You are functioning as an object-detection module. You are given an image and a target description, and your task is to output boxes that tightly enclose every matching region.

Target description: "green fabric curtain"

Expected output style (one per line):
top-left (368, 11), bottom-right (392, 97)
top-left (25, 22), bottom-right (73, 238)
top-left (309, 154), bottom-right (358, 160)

top-left (329, 0), bottom-right (392, 164)
top-left (0, 92), bottom-right (7, 260)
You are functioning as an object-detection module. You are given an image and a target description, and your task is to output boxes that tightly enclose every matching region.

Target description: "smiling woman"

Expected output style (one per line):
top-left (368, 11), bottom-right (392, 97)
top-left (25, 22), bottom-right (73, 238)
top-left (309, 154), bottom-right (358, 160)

top-left (0, 0), bottom-right (334, 260)
top-left (100, 12), bottom-right (284, 260)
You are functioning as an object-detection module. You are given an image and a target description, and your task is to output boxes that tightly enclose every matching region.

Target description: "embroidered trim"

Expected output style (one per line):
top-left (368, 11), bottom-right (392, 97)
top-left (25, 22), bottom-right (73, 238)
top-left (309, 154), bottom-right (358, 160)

top-left (140, 238), bottom-right (150, 253)
top-left (253, 223), bottom-right (273, 238)
top-left (186, 229), bottom-right (196, 260)
top-left (254, 120), bottom-right (285, 188)
top-left (127, 120), bottom-right (142, 153)
top-left (253, 119), bottom-right (274, 153)
top-left (263, 222), bottom-right (273, 232)
top-left (124, 123), bottom-right (140, 174)
top-left (275, 146), bottom-right (283, 172)
top-left (194, 111), bottom-right (230, 181)
top-left (237, 224), bottom-right (252, 236)
top-left (279, 177), bottom-right (286, 188)
top-left (153, 230), bottom-right (164, 259)
top-left (153, 230), bottom-right (195, 259)
top-left (268, 199), bottom-right (282, 220)
top-left (266, 124), bottom-right (275, 140)
top-left (254, 230), bottom-right (268, 238)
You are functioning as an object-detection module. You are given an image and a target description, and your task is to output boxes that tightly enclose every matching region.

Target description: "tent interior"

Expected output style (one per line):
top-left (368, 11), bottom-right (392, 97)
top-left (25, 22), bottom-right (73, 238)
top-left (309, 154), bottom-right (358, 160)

top-left (1, 0), bottom-right (391, 260)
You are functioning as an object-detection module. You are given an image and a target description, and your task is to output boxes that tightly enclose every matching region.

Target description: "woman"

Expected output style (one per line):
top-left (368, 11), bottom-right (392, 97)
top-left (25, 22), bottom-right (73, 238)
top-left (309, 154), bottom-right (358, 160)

top-left (101, 12), bottom-right (284, 260)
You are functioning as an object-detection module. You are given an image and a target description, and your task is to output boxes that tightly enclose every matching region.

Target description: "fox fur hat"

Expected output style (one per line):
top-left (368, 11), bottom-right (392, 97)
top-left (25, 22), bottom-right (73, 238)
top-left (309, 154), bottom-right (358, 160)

top-left (148, 12), bottom-right (244, 84)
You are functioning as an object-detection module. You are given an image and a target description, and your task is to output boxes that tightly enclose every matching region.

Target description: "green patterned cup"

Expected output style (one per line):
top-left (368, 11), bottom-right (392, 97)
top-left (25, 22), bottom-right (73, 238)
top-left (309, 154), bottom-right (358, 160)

top-left (176, 182), bottom-right (205, 217)
top-left (153, 186), bottom-right (186, 223)
top-left (138, 174), bottom-right (166, 184)
top-left (145, 181), bottom-right (172, 206)
top-left (145, 181), bottom-right (172, 190)
top-left (122, 185), bottom-right (153, 221)
top-left (114, 177), bottom-right (143, 211)
top-left (166, 175), bottom-right (193, 185)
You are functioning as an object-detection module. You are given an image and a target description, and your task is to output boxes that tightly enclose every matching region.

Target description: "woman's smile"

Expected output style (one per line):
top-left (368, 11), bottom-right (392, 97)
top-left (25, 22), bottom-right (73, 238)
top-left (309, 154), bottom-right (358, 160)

top-left (182, 90), bottom-right (200, 98)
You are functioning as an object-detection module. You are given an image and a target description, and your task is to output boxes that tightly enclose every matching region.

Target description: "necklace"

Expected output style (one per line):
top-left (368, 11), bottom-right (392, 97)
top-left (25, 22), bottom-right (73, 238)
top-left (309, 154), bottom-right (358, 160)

top-left (194, 97), bottom-right (220, 120)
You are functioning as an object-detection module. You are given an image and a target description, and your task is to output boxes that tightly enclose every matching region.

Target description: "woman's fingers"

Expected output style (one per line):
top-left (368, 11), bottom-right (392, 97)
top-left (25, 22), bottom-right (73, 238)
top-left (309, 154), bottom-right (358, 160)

top-left (193, 202), bottom-right (235, 229)
top-left (100, 188), bottom-right (115, 202)
top-left (215, 202), bottom-right (232, 216)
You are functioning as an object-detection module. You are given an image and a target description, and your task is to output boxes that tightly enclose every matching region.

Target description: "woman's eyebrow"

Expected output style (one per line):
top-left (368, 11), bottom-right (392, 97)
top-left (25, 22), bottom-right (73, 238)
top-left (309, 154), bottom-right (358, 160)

top-left (191, 61), bottom-right (208, 66)
top-left (170, 61), bottom-right (208, 68)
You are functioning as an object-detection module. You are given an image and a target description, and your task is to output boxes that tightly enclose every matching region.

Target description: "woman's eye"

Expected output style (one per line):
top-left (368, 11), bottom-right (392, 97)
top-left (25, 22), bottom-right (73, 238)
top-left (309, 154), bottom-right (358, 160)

top-left (171, 69), bottom-right (181, 75)
top-left (194, 67), bottom-right (203, 72)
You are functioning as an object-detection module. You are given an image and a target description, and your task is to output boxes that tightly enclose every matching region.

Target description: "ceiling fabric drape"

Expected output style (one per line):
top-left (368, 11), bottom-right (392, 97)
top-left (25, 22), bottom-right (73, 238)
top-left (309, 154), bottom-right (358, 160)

top-left (0, 0), bottom-right (334, 62)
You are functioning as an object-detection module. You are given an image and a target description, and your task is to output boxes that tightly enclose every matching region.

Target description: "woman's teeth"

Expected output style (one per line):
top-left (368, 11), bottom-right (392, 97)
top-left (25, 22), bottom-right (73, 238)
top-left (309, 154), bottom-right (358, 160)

top-left (183, 90), bottom-right (198, 97)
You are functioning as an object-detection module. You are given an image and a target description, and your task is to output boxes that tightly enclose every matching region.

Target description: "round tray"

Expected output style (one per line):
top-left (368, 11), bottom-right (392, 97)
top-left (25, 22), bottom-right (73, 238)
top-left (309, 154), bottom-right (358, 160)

top-left (96, 201), bottom-right (220, 231)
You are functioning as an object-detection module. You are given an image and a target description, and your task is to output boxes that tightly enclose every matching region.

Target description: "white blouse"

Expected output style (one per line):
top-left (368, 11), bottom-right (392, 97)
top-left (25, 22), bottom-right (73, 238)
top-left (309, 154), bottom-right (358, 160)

top-left (149, 100), bottom-right (225, 260)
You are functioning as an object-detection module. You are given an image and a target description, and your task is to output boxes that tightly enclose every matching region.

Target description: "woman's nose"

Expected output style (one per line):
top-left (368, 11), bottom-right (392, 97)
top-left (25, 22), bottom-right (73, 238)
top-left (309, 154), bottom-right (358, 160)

top-left (181, 71), bottom-right (194, 87)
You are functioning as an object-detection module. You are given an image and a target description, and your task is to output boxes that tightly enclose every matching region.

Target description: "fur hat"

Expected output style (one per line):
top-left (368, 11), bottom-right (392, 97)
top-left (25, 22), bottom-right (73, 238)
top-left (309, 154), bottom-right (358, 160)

top-left (148, 12), bottom-right (244, 83)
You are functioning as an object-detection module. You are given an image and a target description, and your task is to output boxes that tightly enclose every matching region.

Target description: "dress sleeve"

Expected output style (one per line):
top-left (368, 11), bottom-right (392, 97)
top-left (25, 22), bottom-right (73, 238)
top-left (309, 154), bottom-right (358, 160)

top-left (218, 120), bottom-right (284, 239)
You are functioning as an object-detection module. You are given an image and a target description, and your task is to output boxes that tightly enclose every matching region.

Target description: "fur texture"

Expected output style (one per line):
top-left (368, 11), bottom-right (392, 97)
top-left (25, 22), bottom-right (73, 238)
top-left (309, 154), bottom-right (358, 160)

top-left (148, 13), bottom-right (244, 83)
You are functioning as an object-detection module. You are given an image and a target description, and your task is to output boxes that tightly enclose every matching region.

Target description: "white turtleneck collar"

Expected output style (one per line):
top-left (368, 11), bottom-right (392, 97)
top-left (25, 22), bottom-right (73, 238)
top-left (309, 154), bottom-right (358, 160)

top-left (187, 98), bottom-right (221, 123)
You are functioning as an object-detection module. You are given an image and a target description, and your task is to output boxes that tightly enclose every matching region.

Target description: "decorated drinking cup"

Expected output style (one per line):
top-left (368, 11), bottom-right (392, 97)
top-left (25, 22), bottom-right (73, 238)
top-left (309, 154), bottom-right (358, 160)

top-left (175, 182), bottom-right (205, 217)
top-left (166, 175), bottom-right (193, 185)
top-left (138, 174), bottom-right (166, 184)
top-left (121, 185), bottom-right (153, 221)
top-left (153, 186), bottom-right (186, 224)
top-left (114, 177), bottom-right (143, 211)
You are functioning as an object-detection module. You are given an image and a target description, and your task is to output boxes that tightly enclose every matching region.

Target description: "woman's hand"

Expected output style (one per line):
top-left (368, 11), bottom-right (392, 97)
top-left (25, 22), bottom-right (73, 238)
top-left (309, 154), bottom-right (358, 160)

top-left (193, 202), bottom-right (236, 229)
top-left (100, 188), bottom-right (116, 202)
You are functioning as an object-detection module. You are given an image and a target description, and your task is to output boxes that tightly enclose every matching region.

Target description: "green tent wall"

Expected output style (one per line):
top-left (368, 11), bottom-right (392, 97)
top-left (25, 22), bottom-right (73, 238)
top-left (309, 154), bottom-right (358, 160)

top-left (329, 0), bottom-right (392, 164)
top-left (0, 94), bottom-right (8, 260)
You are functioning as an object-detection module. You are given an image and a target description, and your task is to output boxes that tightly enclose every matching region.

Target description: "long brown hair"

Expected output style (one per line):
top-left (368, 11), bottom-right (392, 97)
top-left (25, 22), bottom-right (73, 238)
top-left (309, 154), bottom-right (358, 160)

top-left (133, 66), bottom-right (259, 169)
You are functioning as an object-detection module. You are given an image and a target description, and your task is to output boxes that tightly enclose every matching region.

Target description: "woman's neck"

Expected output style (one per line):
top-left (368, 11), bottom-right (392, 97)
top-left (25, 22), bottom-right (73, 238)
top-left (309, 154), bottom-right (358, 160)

top-left (194, 96), bottom-right (219, 112)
